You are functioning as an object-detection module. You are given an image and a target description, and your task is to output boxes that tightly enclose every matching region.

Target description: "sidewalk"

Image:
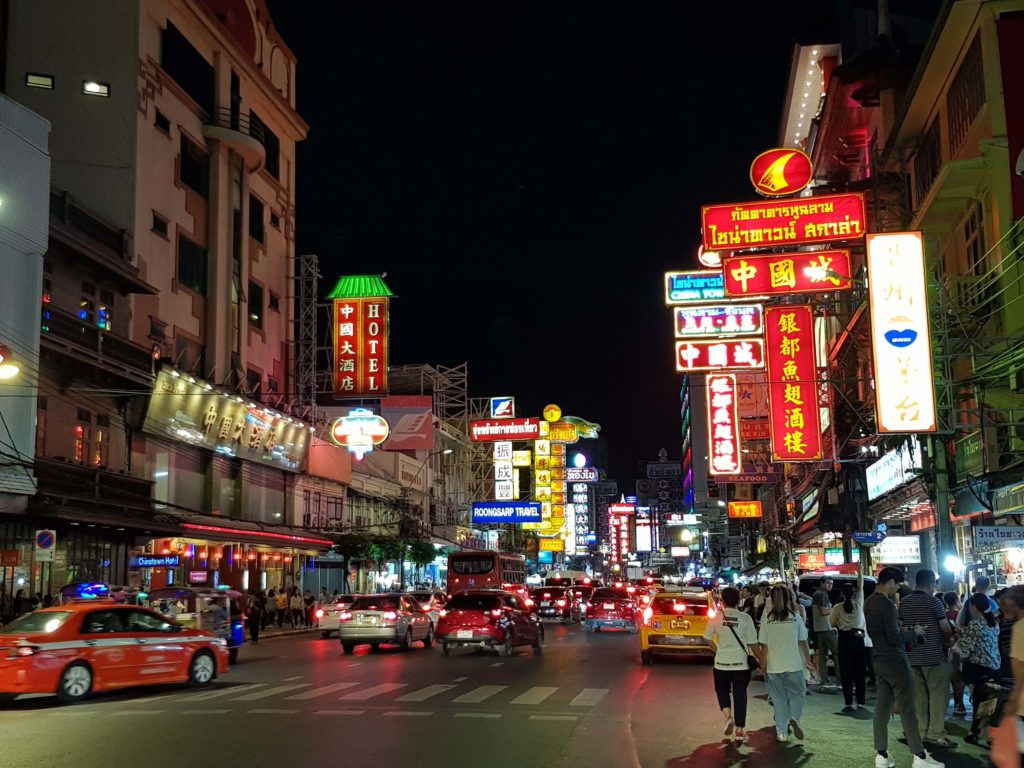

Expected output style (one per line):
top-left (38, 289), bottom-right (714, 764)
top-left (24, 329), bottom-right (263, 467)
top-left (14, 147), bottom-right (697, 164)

top-left (255, 624), bottom-right (319, 641)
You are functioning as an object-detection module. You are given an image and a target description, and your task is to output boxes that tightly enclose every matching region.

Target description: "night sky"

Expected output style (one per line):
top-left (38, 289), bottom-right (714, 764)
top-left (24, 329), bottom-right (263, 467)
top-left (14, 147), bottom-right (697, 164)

top-left (267, 1), bottom-right (840, 483)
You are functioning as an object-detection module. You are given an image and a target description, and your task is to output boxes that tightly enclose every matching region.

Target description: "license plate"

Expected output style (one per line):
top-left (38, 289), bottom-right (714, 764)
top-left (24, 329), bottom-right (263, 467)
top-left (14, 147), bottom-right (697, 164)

top-left (541, 602), bottom-right (551, 607)
top-left (671, 620), bottom-right (689, 629)
top-left (457, 630), bottom-right (473, 639)
top-left (602, 603), bottom-right (615, 610)
top-left (359, 616), bottom-right (373, 625)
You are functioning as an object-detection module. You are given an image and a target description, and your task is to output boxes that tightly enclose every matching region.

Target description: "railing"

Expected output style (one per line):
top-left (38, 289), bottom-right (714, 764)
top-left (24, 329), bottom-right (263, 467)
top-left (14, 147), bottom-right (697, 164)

top-left (34, 457), bottom-right (155, 515)
top-left (49, 189), bottom-right (128, 261)
top-left (205, 107), bottom-right (265, 145)
top-left (41, 303), bottom-right (154, 377)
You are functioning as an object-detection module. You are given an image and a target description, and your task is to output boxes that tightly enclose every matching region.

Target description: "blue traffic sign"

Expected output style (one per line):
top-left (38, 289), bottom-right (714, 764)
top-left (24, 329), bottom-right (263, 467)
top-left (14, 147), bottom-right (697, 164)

top-left (35, 530), bottom-right (55, 549)
top-left (852, 530), bottom-right (887, 545)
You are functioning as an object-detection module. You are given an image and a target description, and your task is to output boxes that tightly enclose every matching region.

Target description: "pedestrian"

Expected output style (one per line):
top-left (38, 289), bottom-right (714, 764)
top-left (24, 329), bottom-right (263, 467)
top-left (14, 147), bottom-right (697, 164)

top-left (753, 584), bottom-right (811, 743)
top-left (957, 593), bottom-right (1001, 744)
top-left (13, 588), bottom-right (29, 617)
top-left (811, 577), bottom-right (840, 689)
top-left (42, 593), bottom-right (54, 608)
top-left (704, 586), bottom-right (759, 743)
top-left (246, 590), bottom-right (263, 643)
top-left (1004, 586), bottom-right (1024, 742)
top-left (289, 587), bottom-right (303, 627)
top-left (303, 590), bottom-right (315, 627)
top-left (956, 575), bottom-right (999, 625)
top-left (898, 569), bottom-right (954, 748)
top-left (831, 564), bottom-right (868, 710)
top-left (865, 566), bottom-right (943, 768)
top-left (943, 591), bottom-right (966, 716)
top-left (318, 586), bottom-right (329, 608)
top-left (274, 587), bottom-right (288, 627)
top-left (996, 590), bottom-right (1017, 681)
top-left (753, 582), bottom-right (769, 626)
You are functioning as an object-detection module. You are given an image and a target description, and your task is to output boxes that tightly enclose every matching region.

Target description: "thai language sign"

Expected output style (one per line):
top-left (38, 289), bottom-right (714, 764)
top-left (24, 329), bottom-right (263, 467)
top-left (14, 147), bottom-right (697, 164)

top-left (674, 304), bottom-right (764, 338)
top-left (722, 250), bottom-right (853, 297)
top-left (764, 305), bottom-right (823, 461)
top-left (469, 418), bottom-right (541, 442)
top-left (701, 192), bottom-right (867, 250)
top-left (665, 270), bottom-right (726, 304)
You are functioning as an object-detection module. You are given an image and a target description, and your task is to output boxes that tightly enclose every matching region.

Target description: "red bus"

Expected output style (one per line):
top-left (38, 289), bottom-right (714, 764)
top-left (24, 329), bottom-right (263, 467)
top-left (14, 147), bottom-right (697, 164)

top-left (446, 551), bottom-right (527, 596)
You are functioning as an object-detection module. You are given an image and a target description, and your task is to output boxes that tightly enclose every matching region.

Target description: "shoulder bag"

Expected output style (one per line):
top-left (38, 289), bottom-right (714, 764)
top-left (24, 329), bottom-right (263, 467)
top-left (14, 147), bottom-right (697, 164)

top-left (726, 620), bottom-right (760, 671)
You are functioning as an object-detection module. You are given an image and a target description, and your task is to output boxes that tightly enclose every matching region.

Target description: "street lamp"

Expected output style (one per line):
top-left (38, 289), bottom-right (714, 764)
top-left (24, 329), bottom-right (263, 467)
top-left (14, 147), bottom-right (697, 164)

top-left (0, 345), bottom-right (20, 380)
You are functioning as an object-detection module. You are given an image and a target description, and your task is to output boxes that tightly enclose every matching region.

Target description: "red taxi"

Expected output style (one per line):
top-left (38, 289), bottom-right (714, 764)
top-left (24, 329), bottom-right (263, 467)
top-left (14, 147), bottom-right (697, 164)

top-left (436, 591), bottom-right (544, 657)
top-left (0, 602), bottom-right (230, 703)
top-left (584, 587), bottom-right (641, 633)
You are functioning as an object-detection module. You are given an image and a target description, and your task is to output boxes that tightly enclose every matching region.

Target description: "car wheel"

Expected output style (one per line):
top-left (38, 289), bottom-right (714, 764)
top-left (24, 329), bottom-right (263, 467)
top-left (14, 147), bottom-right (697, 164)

top-left (0, 693), bottom-right (16, 704)
top-left (189, 651), bottom-right (217, 686)
top-left (400, 629), bottom-right (413, 652)
top-left (498, 631), bottom-right (515, 657)
top-left (441, 642), bottom-right (451, 657)
top-left (423, 624), bottom-right (435, 648)
top-left (321, 630), bottom-right (331, 639)
top-left (532, 626), bottom-right (545, 655)
top-left (342, 642), bottom-right (355, 655)
top-left (56, 662), bottom-right (92, 703)
top-left (228, 647), bottom-right (239, 664)
top-left (641, 650), bottom-right (652, 665)
top-left (370, 643), bottom-right (380, 652)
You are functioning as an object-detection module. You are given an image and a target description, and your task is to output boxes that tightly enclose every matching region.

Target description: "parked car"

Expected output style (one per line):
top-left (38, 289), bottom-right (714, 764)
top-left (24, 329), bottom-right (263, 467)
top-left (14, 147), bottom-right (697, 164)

top-left (337, 594), bottom-right (434, 654)
top-left (316, 595), bottom-right (358, 638)
top-left (584, 587), bottom-right (641, 633)
top-left (436, 590), bottom-right (543, 657)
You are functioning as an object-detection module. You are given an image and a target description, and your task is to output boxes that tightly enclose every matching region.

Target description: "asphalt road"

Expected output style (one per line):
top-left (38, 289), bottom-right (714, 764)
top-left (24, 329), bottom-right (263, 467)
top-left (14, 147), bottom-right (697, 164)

top-left (0, 622), bottom-right (993, 768)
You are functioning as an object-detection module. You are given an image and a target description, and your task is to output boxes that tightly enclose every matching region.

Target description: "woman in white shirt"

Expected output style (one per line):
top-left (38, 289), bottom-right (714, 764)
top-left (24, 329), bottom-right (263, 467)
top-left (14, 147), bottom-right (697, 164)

top-left (704, 586), bottom-right (759, 742)
top-left (830, 566), bottom-right (867, 709)
top-left (754, 584), bottom-right (812, 743)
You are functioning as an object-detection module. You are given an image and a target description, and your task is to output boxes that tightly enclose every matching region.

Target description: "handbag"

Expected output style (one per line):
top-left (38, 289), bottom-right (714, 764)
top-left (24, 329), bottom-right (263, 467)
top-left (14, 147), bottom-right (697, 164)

top-left (727, 622), bottom-right (760, 671)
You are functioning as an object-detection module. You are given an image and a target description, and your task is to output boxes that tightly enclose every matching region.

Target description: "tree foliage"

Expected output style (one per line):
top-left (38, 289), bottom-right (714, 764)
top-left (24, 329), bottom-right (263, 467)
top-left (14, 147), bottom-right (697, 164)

top-left (407, 539), bottom-right (437, 568)
top-left (331, 533), bottom-right (372, 561)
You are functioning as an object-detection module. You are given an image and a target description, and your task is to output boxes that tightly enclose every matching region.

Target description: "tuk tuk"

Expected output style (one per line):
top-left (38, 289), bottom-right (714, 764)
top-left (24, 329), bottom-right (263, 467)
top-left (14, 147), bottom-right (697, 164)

top-left (147, 586), bottom-right (245, 662)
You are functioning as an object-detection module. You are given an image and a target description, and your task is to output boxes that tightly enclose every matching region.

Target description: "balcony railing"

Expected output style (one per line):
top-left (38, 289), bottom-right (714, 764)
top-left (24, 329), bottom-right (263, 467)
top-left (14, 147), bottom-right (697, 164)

top-left (34, 457), bottom-right (155, 516)
top-left (50, 190), bottom-right (128, 261)
top-left (41, 303), bottom-right (154, 383)
top-left (202, 107), bottom-right (266, 171)
top-left (205, 107), bottom-right (266, 144)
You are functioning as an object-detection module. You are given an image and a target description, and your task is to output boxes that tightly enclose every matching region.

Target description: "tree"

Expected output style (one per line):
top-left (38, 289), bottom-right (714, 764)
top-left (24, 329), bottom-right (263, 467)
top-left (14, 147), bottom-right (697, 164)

top-left (331, 534), bottom-right (372, 594)
top-left (407, 539), bottom-right (437, 583)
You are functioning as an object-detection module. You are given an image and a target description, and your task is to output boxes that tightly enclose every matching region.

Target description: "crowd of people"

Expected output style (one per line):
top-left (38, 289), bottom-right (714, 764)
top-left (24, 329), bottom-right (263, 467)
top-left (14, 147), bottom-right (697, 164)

top-left (242, 586), bottom-right (342, 642)
top-left (704, 565), bottom-right (1024, 768)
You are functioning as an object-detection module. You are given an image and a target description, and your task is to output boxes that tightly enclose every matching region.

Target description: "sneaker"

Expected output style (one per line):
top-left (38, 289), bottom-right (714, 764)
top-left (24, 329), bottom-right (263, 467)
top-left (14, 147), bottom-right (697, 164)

top-left (777, 732), bottom-right (789, 742)
top-left (734, 728), bottom-right (747, 743)
top-left (925, 737), bottom-right (956, 749)
top-left (952, 706), bottom-right (967, 717)
top-left (789, 718), bottom-right (804, 740)
top-left (723, 717), bottom-right (735, 736)
top-left (875, 754), bottom-right (896, 768)
top-left (912, 752), bottom-right (944, 768)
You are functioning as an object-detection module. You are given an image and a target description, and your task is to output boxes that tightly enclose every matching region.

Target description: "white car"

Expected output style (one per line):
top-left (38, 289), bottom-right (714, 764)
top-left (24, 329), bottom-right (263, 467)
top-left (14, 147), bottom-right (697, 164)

top-left (408, 590), bottom-right (447, 625)
top-left (316, 595), bottom-right (358, 638)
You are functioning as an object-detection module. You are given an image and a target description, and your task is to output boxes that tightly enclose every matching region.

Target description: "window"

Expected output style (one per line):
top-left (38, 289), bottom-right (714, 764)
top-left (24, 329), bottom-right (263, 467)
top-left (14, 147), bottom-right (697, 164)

top-left (246, 368), bottom-right (262, 397)
top-left (268, 292), bottom-right (280, 312)
top-left (35, 398), bottom-right (47, 457)
top-left (175, 335), bottom-right (204, 374)
top-left (100, 289), bottom-right (114, 306)
top-left (154, 109), bottom-right (171, 134)
top-left (127, 610), bottom-right (176, 633)
top-left (42, 277), bottom-right (51, 305)
top-left (151, 212), bottom-right (169, 238)
top-left (948, 36), bottom-right (985, 157)
top-left (25, 73), bottom-right (54, 90)
top-left (160, 22), bottom-right (214, 113)
top-left (82, 81), bottom-right (110, 97)
top-left (267, 377), bottom-right (280, 394)
top-left (248, 281), bottom-right (263, 329)
top-left (78, 298), bottom-right (95, 324)
top-left (97, 303), bottom-right (111, 331)
top-left (251, 111), bottom-right (280, 179)
top-left (74, 422), bottom-right (91, 465)
top-left (180, 136), bottom-right (209, 197)
top-left (913, 120), bottom-right (942, 209)
top-left (81, 610), bottom-right (126, 634)
top-left (149, 318), bottom-right (166, 342)
top-left (965, 203), bottom-right (987, 277)
top-left (94, 424), bottom-right (109, 468)
top-left (249, 195), bottom-right (264, 243)
top-left (177, 235), bottom-right (208, 295)
top-left (270, 211), bottom-right (280, 229)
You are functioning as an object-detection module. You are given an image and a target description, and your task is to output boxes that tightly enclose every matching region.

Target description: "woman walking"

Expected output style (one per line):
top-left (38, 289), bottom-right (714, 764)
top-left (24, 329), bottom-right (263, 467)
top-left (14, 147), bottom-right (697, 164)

top-left (831, 565), bottom-right (868, 710)
top-left (704, 586), bottom-right (759, 743)
top-left (754, 584), bottom-right (811, 742)
top-left (289, 587), bottom-right (304, 628)
top-left (246, 590), bottom-right (263, 643)
top-left (958, 593), bottom-right (1001, 744)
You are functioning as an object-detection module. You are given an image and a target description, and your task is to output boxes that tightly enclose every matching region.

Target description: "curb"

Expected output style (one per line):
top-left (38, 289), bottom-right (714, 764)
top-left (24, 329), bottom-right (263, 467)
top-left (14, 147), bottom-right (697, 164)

top-left (255, 628), bottom-right (320, 641)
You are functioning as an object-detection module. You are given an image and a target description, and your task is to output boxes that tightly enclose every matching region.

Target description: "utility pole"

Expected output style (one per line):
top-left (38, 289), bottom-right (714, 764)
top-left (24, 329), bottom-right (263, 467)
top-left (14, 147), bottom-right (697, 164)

top-left (931, 436), bottom-right (956, 592)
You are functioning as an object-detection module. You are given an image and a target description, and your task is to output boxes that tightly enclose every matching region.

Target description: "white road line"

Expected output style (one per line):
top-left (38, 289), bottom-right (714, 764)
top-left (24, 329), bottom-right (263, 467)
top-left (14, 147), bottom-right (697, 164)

top-left (490, 662), bottom-right (504, 667)
top-left (111, 710), bottom-right (165, 716)
top-left (314, 709), bottom-right (365, 716)
top-left (452, 685), bottom-right (506, 704)
top-left (510, 687), bottom-right (558, 706)
top-left (530, 715), bottom-right (577, 721)
top-left (282, 676), bottom-right (303, 682)
top-left (247, 708), bottom-right (299, 715)
top-left (383, 711), bottom-right (434, 717)
top-left (452, 677), bottom-right (469, 682)
top-left (185, 683), bottom-right (267, 701)
top-left (396, 684), bottom-right (457, 702)
top-left (118, 694), bottom-right (173, 705)
top-left (569, 688), bottom-right (609, 707)
top-left (338, 683), bottom-right (407, 702)
top-left (182, 709), bottom-right (232, 715)
top-left (285, 682), bottom-right (360, 700)
top-left (232, 683), bottom-right (311, 701)
top-left (454, 712), bottom-right (501, 719)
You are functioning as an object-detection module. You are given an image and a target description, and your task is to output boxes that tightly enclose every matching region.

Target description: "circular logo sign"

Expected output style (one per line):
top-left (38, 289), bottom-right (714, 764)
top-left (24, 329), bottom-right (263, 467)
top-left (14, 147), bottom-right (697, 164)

top-left (697, 246), bottom-right (724, 268)
top-left (542, 404), bottom-right (562, 422)
top-left (749, 148), bottom-right (813, 197)
top-left (329, 408), bottom-right (390, 460)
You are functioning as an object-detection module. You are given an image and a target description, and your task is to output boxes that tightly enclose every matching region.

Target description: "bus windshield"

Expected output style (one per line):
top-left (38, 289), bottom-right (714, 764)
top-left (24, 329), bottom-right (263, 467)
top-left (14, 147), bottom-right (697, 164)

top-left (449, 556), bottom-right (495, 575)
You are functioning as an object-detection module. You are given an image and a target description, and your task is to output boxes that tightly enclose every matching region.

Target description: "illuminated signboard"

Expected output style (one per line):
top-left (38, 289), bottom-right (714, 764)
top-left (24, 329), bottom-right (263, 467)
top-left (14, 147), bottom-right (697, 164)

top-left (472, 502), bottom-right (542, 524)
top-left (469, 418), bottom-right (541, 442)
top-left (572, 482), bottom-right (590, 549)
top-left (674, 304), bottom-right (764, 338)
top-left (670, 546), bottom-right (691, 557)
top-left (489, 396), bottom-right (515, 418)
top-left (697, 245), bottom-right (724, 268)
top-left (539, 538), bottom-right (564, 552)
top-left (701, 192), bottom-right (868, 251)
top-left (329, 408), bottom-right (390, 460)
top-left (867, 232), bottom-right (936, 433)
top-left (512, 450), bottom-right (532, 467)
top-left (798, 552), bottom-right (825, 570)
top-left (722, 250), bottom-right (853, 297)
top-left (547, 421), bottom-right (579, 443)
top-left (565, 467), bottom-right (598, 483)
top-left (608, 503), bottom-right (636, 516)
top-left (740, 419), bottom-right (771, 440)
top-left (332, 296), bottom-right (390, 396)
top-left (706, 373), bottom-right (742, 475)
top-left (728, 501), bottom-right (763, 519)
top-left (675, 339), bottom-right (765, 372)
top-left (664, 270), bottom-right (726, 305)
top-left (750, 148), bottom-right (813, 197)
top-left (130, 555), bottom-right (180, 568)
top-left (764, 305), bottom-right (823, 462)
top-left (542, 404), bottom-right (562, 422)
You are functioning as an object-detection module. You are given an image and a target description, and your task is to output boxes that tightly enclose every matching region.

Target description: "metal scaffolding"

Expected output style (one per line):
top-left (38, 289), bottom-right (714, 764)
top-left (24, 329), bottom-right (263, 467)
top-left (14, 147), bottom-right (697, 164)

top-left (294, 252), bottom-right (320, 423)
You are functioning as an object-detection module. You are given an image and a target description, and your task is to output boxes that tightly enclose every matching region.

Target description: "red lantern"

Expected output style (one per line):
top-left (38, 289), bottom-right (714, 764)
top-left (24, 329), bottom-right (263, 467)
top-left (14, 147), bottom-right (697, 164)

top-left (213, 547), bottom-right (223, 560)
top-left (199, 548), bottom-right (208, 559)
top-left (247, 552), bottom-right (257, 561)
top-left (273, 553), bottom-right (282, 562)
top-left (283, 555), bottom-right (293, 564)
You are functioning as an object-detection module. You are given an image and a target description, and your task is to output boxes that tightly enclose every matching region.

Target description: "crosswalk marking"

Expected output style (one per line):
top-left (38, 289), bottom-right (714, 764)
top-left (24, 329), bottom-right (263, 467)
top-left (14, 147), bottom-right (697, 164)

top-left (185, 684), bottom-right (267, 701)
top-left (248, 708), bottom-right (299, 715)
top-left (383, 711), bottom-right (434, 717)
top-left (338, 683), bottom-right (407, 701)
top-left (314, 709), bottom-right (365, 716)
top-left (396, 684), bottom-right (457, 702)
top-left (455, 712), bottom-right (501, 719)
top-left (452, 685), bottom-right (506, 704)
top-left (233, 683), bottom-right (311, 701)
top-left (569, 688), bottom-right (608, 707)
top-left (511, 687), bottom-right (557, 705)
top-left (182, 709), bottom-right (231, 715)
top-left (112, 710), bottom-right (164, 716)
top-left (530, 714), bottom-right (577, 721)
top-left (285, 682), bottom-right (360, 700)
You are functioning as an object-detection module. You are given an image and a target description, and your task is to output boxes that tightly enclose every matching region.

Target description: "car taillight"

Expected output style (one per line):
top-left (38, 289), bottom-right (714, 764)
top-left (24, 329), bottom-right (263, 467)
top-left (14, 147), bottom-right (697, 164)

top-left (626, 586), bottom-right (636, 594)
top-left (11, 645), bottom-right (37, 658)
top-left (707, 608), bottom-right (717, 619)
top-left (641, 595), bottom-right (651, 605)
top-left (489, 609), bottom-right (504, 618)
top-left (422, 605), bottom-right (433, 613)
top-left (556, 599), bottom-right (566, 607)
top-left (524, 598), bottom-right (534, 608)
top-left (439, 609), bottom-right (447, 618)
top-left (315, 608), bottom-right (325, 619)
top-left (382, 611), bottom-right (398, 621)
top-left (543, 593), bottom-right (551, 599)
top-left (339, 611), bottom-right (352, 622)
top-left (642, 607), bottom-right (653, 625)
top-left (673, 603), bottom-right (686, 613)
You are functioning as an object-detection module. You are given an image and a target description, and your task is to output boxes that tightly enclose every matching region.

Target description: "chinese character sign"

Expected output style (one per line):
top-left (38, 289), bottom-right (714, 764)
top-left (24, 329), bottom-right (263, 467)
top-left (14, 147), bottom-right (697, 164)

top-left (675, 339), bottom-right (765, 372)
top-left (706, 373), bottom-right (743, 475)
top-left (728, 501), bottom-right (763, 519)
top-left (722, 250), bottom-right (854, 297)
top-left (664, 270), bottom-right (726, 304)
top-left (702, 193), bottom-right (867, 250)
top-left (764, 305), bottom-right (823, 461)
top-left (867, 232), bottom-right (936, 433)
top-left (333, 298), bottom-right (389, 396)
top-left (674, 304), bottom-right (764, 338)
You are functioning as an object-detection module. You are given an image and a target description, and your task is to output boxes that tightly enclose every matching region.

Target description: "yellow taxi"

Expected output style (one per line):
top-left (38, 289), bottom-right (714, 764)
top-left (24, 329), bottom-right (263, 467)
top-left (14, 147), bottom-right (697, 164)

top-left (639, 588), bottom-right (717, 663)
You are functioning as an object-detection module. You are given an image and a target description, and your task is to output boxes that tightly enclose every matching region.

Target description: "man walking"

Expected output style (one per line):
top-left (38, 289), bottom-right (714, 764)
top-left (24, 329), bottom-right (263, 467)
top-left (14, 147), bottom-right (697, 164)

top-left (812, 577), bottom-right (840, 688)
top-left (865, 567), bottom-right (943, 768)
top-left (899, 569), bottom-right (954, 748)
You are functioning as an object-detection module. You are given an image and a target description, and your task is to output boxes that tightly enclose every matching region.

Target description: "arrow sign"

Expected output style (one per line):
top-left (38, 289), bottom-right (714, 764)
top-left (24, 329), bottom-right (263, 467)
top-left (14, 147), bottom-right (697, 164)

top-left (852, 530), bottom-right (887, 546)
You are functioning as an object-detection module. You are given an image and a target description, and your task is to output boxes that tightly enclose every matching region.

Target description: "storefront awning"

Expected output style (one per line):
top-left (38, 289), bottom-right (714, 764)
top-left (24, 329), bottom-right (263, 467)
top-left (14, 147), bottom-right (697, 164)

top-left (159, 509), bottom-right (335, 551)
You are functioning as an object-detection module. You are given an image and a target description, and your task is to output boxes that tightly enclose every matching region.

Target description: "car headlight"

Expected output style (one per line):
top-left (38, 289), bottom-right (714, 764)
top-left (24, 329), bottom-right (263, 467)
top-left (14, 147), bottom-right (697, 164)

top-left (213, 638), bottom-right (228, 647)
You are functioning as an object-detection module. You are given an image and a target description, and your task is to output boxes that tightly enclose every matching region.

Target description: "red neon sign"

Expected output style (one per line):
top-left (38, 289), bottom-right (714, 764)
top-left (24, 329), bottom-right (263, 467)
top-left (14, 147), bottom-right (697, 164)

top-left (675, 339), bottom-right (765, 372)
top-left (764, 305), bottom-right (823, 462)
top-left (722, 250), bottom-right (853, 297)
top-left (333, 297), bottom-right (389, 396)
top-left (702, 192), bottom-right (868, 251)
top-left (706, 373), bottom-right (742, 476)
top-left (750, 148), bottom-right (813, 197)
top-left (182, 524), bottom-right (333, 547)
top-left (674, 304), bottom-right (764, 338)
top-left (469, 418), bottom-right (541, 442)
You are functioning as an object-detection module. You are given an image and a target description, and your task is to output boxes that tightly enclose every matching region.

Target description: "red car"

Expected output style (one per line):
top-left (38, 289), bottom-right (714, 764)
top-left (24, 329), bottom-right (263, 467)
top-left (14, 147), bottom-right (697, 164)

top-left (530, 587), bottom-right (571, 621)
top-left (0, 602), bottom-right (230, 703)
top-left (436, 591), bottom-right (544, 657)
top-left (584, 587), bottom-right (641, 633)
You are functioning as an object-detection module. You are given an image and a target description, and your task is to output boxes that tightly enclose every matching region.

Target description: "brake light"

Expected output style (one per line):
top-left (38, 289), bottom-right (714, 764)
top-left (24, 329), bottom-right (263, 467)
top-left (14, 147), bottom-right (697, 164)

top-left (583, 578), bottom-right (591, 585)
top-left (556, 599), bottom-right (566, 607)
top-left (489, 608), bottom-right (504, 618)
top-left (707, 608), bottom-right (717, 619)
top-left (543, 592), bottom-right (551, 599)
top-left (626, 586), bottom-right (636, 594)
top-left (524, 598), bottom-right (534, 608)
top-left (646, 577), bottom-right (653, 584)
top-left (382, 611), bottom-right (398, 621)
top-left (339, 611), bottom-right (352, 622)
top-left (439, 609), bottom-right (447, 618)
top-left (673, 603), bottom-right (686, 613)
top-left (422, 605), bottom-right (432, 613)
top-left (315, 609), bottom-right (325, 619)
top-left (641, 595), bottom-right (651, 605)
top-left (614, 581), bottom-right (623, 588)
top-left (642, 606), bottom-right (653, 625)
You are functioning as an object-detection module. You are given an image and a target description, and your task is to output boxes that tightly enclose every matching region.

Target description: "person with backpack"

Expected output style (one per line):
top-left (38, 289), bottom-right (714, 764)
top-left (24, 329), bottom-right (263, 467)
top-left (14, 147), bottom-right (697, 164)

top-left (704, 586), bottom-right (759, 743)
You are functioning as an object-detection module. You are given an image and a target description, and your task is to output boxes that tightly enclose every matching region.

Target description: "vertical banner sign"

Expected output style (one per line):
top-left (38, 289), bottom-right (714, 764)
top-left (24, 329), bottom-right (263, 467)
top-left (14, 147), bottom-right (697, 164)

top-left (333, 297), bottom-right (390, 395)
top-left (706, 374), bottom-right (742, 475)
top-left (867, 232), bottom-right (937, 433)
top-left (765, 305), bottom-right (823, 461)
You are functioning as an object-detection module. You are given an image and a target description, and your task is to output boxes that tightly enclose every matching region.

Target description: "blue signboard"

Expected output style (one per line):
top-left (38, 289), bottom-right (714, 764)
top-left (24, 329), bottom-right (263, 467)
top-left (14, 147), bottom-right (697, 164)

top-left (852, 531), bottom-right (887, 545)
top-left (130, 555), bottom-right (181, 568)
top-left (471, 501), bottom-right (542, 524)
top-left (665, 271), bottom-right (726, 304)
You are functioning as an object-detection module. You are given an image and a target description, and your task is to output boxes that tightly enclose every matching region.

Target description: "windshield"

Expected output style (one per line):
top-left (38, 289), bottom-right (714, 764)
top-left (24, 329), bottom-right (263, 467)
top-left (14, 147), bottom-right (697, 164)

top-left (447, 594), bottom-right (501, 610)
top-left (450, 557), bottom-right (495, 575)
top-left (532, 588), bottom-right (566, 598)
top-left (0, 610), bottom-right (72, 634)
top-left (350, 596), bottom-right (400, 611)
top-left (652, 597), bottom-right (707, 614)
top-left (593, 588), bottom-right (632, 600)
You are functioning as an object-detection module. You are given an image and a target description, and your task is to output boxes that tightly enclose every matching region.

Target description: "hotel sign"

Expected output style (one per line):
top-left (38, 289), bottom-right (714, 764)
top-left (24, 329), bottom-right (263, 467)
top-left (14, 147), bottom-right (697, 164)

top-left (333, 297), bottom-right (389, 396)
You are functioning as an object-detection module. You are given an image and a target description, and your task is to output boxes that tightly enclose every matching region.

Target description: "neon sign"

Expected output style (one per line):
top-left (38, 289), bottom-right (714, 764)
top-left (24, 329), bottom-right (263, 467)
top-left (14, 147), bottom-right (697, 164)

top-left (329, 408), bottom-right (390, 460)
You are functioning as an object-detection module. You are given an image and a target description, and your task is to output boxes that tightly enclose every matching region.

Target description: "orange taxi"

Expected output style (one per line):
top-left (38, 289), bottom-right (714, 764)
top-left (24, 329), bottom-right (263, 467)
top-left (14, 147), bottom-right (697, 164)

top-left (0, 601), bottom-right (230, 703)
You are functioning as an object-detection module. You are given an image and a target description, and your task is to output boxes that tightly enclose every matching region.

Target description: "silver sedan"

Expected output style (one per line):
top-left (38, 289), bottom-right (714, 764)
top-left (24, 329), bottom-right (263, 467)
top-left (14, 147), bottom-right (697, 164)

top-left (338, 594), bottom-right (434, 654)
